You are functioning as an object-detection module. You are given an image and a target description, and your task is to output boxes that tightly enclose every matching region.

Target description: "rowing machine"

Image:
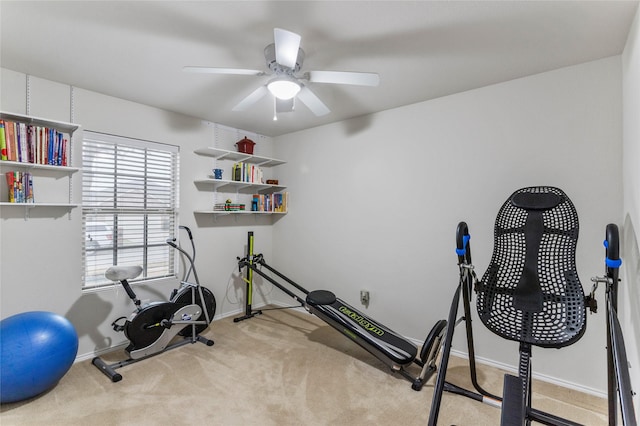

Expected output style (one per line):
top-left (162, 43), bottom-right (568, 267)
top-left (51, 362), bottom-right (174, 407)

top-left (235, 231), bottom-right (445, 391)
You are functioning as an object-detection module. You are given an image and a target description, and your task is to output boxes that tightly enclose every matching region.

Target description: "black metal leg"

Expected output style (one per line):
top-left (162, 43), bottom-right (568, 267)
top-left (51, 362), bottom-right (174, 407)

top-left (428, 284), bottom-right (462, 426)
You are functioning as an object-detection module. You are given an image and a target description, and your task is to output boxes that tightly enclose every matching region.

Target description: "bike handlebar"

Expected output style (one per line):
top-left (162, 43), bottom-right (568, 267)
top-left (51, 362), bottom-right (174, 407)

top-left (179, 225), bottom-right (193, 241)
top-left (167, 226), bottom-right (198, 283)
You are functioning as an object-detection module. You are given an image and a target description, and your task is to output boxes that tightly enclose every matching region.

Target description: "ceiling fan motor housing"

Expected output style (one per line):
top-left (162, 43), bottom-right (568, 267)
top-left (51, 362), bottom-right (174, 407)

top-left (264, 43), bottom-right (305, 74)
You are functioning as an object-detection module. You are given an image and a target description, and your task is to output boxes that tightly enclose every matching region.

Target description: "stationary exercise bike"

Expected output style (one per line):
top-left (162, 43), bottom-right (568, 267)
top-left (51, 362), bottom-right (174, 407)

top-left (92, 226), bottom-right (216, 382)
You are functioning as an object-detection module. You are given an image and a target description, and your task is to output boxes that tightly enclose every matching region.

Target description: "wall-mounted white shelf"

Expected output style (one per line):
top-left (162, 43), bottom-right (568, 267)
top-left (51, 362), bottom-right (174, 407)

top-left (0, 202), bottom-right (77, 207)
top-left (194, 147), bottom-right (286, 167)
top-left (194, 146), bottom-right (288, 218)
top-left (0, 160), bottom-right (79, 174)
top-left (0, 201), bottom-right (77, 220)
top-left (0, 111), bottom-right (81, 220)
top-left (194, 210), bottom-right (287, 216)
top-left (0, 161), bottom-right (80, 213)
top-left (0, 111), bottom-right (80, 135)
top-left (194, 178), bottom-right (286, 194)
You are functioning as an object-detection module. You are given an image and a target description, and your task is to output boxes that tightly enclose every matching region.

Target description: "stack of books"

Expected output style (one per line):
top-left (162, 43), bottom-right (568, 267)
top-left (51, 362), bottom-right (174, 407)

top-left (251, 192), bottom-right (288, 212)
top-left (0, 119), bottom-right (69, 166)
top-left (232, 162), bottom-right (263, 183)
top-left (5, 171), bottom-right (34, 203)
top-left (214, 203), bottom-right (246, 211)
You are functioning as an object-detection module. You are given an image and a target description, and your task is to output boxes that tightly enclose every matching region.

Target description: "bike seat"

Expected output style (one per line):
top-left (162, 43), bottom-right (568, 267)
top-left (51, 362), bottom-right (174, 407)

top-left (105, 265), bottom-right (143, 282)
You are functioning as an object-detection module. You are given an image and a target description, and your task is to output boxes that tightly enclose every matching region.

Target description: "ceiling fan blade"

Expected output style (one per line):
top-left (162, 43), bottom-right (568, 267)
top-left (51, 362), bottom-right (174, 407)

top-left (274, 28), bottom-right (301, 69)
top-left (307, 70), bottom-right (380, 87)
top-left (183, 66), bottom-right (264, 76)
top-left (232, 86), bottom-right (269, 111)
top-left (296, 86), bottom-right (330, 116)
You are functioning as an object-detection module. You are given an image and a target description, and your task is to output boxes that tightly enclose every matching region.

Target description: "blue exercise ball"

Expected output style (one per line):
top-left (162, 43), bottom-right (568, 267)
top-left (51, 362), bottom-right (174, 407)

top-left (1, 311), bottom-right (78, 404)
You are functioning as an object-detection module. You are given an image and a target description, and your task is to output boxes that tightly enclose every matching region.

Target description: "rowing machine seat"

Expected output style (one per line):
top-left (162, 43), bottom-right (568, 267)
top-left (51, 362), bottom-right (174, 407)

top-left (306, 290), bottom-right (337, 306)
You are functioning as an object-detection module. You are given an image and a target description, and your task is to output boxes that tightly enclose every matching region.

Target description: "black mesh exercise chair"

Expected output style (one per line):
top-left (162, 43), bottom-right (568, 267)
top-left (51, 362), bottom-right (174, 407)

top-left (427, 186), bottom-right (592, 426)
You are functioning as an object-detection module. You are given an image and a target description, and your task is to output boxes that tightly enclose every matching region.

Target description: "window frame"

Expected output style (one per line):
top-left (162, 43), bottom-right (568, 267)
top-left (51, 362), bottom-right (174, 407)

top-left (81, 131), bottom-right (180, 290)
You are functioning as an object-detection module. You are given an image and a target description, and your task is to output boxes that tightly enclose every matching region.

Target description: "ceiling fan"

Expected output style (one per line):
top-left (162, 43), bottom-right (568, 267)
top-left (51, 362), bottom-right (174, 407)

top-left (183, 28), bottom-right (380, 119)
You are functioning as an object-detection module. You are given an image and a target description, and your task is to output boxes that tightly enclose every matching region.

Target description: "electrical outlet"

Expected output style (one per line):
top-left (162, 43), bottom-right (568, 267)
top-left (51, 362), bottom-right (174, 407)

top-left (360, 290), bottom-right (370, 307)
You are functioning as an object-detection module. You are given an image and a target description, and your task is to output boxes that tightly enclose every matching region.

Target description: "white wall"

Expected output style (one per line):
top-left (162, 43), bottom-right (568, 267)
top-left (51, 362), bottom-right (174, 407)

top-left (622, 5), bottom-right (640, 419)
top-left (0, 50), bottom-right (632, 399)
top-left (0, 69), bottom-right (277, 359)
top-left (272, 57), bottom-right (623, 395)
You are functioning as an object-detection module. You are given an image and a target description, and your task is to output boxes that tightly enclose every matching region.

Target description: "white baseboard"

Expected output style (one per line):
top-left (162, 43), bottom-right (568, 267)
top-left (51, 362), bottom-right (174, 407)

top-left (76, 342), bottom-right (129, 363)
top-left (74, 306), bottom-right (250, 363)
top-left (265, 302), bottom-right (606, 398)
top-left (448, 349), bottom-right (607, 399)
top-left (75, 301), bottom-right (607, 400)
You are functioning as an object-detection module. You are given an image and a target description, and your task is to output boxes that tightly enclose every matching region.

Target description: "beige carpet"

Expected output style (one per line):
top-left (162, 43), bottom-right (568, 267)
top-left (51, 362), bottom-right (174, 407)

top-left (1, 308), bottom-right (607, 425)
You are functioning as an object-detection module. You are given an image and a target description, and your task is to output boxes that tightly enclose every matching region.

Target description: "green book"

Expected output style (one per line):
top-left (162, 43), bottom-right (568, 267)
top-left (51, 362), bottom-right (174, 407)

top-left (0, 121), bottom-right (7, 161)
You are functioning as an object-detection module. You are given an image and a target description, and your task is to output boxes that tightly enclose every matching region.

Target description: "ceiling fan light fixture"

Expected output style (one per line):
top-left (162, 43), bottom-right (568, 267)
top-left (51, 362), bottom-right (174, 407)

top-left (267, 77), bottom-right (301, 100)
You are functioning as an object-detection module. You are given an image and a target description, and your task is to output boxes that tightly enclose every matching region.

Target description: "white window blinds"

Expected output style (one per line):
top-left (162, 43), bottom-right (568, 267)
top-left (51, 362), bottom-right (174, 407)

top-left (82, 131), bottom-right (179, 289)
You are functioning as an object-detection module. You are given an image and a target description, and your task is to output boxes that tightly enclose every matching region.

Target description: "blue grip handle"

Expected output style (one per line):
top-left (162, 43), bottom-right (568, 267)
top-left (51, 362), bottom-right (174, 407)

top-left (603, 239), bottom-right (622, 268)
top-left (456, 234), bottom-right (470, 256)
top-left (606, 257), bottom-right (622, 268)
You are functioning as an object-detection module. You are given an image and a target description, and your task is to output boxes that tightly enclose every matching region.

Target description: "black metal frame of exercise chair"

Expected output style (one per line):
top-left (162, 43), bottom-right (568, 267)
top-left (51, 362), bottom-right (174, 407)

top-left (428, 186), bottom-right (626, 426)
top-left (591, 224), bottom-right (637, 425)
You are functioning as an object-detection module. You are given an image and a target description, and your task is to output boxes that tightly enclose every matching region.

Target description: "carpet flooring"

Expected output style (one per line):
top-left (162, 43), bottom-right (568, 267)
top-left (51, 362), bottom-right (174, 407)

top-left (0, 308), bottom-right (607, 425)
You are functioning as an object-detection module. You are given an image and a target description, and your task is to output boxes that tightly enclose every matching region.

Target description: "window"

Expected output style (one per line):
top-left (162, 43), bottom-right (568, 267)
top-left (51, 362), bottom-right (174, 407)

top-left (82, 131), bottom-right (179, 289)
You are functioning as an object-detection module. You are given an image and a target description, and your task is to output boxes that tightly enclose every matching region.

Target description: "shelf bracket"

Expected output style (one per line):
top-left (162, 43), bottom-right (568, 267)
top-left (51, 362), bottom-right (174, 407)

top-left (23, 204), bottom-right (33, 221)
top-left (26, 74), bottom-right (31, 116)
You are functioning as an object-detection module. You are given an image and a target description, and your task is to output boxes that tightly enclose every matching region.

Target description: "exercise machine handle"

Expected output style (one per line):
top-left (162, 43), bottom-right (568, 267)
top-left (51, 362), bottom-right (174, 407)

top-left (179, 225), bottom-right (194, 242)
top-left (604, 223), bottom-right (621, 271)
top-left (166, 226), bottom-right (198, 283)
top-left (456, 221), bottom-right (472, 264)
top-left (603, 222), bottom-right (622, 314)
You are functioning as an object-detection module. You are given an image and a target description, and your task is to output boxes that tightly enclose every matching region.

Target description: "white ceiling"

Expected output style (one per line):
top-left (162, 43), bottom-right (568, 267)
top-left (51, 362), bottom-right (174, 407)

top-left (1, 1), bottom-right (638, 137)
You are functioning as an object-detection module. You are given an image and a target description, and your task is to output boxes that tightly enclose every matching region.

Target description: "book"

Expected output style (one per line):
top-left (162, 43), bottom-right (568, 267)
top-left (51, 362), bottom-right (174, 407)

top-left (62, 137), bottom-right (68, 166)
top-left (6, 121), bottom-right (16, 161)
top-left (0, 120), bottom-right (6, 160)
top-left (273, 193), bottom-right (282, 212)
top-left (4, 121), bottom-right (13, 161)
top-left (27, 126), bottom-right (34, 163)
top-left (0, 120), bottom-right (70, 166)
top-left (18, 122), bottom-right (27, 163)
top-left (26, 172), bottom-right (34, 202)
top-left (36, 126), bottom-right (42, 164)
top-left (273, 192), bottom-right (288, 213)
top-left (5, 171), bottom-right (15, 202)
top-left (231, 162), bottom-right (263, 183)
top-left (4, 171), bottom-right (35, 203)
top-left (48, 128), bottom-right (54, 165)
top-left (214, 203), bottom-right (245, 211)
top-left (57, 132), bottom-right (63, 165)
